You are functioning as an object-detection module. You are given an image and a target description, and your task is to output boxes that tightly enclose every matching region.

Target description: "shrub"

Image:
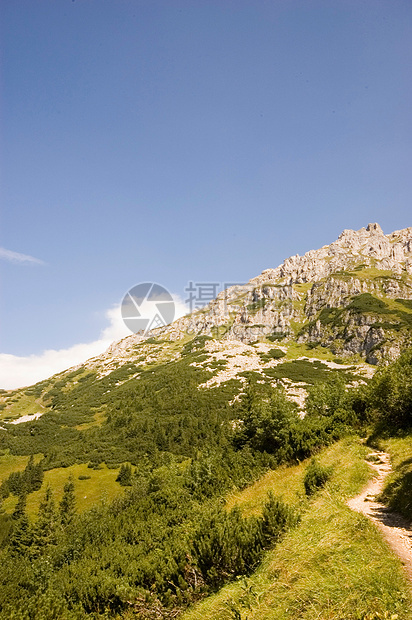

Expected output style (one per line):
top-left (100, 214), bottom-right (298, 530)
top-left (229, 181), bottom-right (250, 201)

top-left (304, 459), bottom-right (333, 496)
top-left (192, 493), bottom-right (297, 589)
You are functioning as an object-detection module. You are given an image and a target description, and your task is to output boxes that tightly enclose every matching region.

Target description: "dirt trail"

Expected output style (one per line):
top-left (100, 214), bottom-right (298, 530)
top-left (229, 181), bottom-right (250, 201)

top-left (347, 450), bottom-right (412, 579)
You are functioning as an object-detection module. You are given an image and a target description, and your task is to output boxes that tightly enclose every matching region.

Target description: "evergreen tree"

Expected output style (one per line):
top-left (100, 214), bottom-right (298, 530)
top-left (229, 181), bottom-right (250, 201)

top-left (25, 455), bottom-right (44, 492)
top-left (236, 386), bottom-right (298, 458)
top-left (12, 489), bottom-right (27, 521)
top-left (32, 486), bottom-right (58, 555)
top-left (59, 476), bottom-right (76, 527)
top-left (116, 463), bottom-right (133, 486)
top-left (9, 513), bottom-right (32, 556)
top-left (8, 470), bottom-right (24, 496)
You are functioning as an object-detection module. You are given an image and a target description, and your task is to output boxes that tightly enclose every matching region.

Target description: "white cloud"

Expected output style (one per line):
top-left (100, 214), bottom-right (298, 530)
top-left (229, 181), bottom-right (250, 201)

top-left (0, 247), bottom-right (45, 265)
top-left (0, 295), bottom-right (189, 390)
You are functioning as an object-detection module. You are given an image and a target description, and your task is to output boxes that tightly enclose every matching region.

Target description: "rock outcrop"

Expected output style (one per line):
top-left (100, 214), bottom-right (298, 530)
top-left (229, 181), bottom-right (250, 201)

top-left (88, 223), bottom-right (412, 371)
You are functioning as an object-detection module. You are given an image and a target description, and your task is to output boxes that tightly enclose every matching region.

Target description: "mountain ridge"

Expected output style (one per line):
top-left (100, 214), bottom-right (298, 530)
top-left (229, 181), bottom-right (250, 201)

top-left (83, 222), bottom-right (412, 377)
top-left (1, 222), bottom-right (412, 419)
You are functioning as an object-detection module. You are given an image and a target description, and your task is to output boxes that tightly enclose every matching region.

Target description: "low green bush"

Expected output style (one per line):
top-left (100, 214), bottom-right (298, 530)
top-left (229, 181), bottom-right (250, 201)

top-left (303, 458), bottom-right (333, 496)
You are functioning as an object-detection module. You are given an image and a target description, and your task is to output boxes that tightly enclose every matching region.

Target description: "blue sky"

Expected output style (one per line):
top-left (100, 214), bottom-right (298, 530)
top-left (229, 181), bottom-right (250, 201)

top-left (1, 0), bottom-right (411, 387)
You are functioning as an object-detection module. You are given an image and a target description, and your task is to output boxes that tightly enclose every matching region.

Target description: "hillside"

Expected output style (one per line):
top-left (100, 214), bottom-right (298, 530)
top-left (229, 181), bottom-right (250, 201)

top-left (0, 223), bottom-right (412, 619)
top-left (2, 222), bottom-right (412, 426)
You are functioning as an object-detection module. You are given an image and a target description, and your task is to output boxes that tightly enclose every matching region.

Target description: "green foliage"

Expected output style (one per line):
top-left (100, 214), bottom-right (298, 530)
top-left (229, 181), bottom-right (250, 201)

top-left (0, 440), bottom-right (273, 617)
top-left (263, 359), bottom-right (349, 384)
top-left (192, 505), bottom-right (262, 588)
top-left (233, 377), bottom-right (358, 467)
top-left (367, 348), bottom-right (412, 428)
top-left (0, 455), bottom-right (44, 498)
top-left (31, 486), bottom-right (58, 556)
top-left (376, 433), bottom-right (412, 520)
top-left (192, 493), bottom-right (297, 589)
top-left (235, 386), bottom-right (299, 459)
top-left (318, 306), bottom-right (343, 326)
top-left (12, 492), bottom-right (27, 521)
top-left (348, 293), bottom-right (391, 314)
top-left (396, 298), bottom-right (412, 311)
top-left (59, 477), bottom-right (76, 527)
top-left (181, 439), bottom-right (412, 620)
top-left (380, 467), bottom-right (412, 517)
top-left (247, 298), bottom-right (266, 312)
top-left (0, 332), bottom-right (394, 618)
top-left (305, 374), bottom-right (358, 426)
top-left (259, 348), bottom-right (286, 362)
top-left (116, 463), bottom-right (133, 486)
top-left (267, 332), bottom-right (287, 341)
top-left (261, 491), bottom-right (300, 540)
top-left (1, 352), bottom-right (240, 469)
top-left (303, 459), bottom-right (333, 495)
top-left (8, 513), bottom-right (32, 557)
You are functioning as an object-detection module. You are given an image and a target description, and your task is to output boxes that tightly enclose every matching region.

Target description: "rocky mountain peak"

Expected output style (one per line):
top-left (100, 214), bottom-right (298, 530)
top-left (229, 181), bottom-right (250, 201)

top-left (87, 223), bottom-right (412, 374)
top-left (251, 224), bottom-right (412, 287)
top-left (367, 222), bottom-right (383, 233)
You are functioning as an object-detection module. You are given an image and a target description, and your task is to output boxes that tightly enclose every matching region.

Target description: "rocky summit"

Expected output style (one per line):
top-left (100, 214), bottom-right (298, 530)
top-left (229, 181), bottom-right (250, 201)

top-left (2, 223), bottom-right (412, 415)
top-left (93, 223), bottom-right (412, 376)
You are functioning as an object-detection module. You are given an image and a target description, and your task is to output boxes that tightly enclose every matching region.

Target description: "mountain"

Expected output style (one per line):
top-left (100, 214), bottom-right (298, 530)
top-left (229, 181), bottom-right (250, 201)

top-left (1, 223), bottom-right (412, 619)
top-left (2, 223), bottom-right (412, 421)
top-left (95, 221), bottom-right (412, 370)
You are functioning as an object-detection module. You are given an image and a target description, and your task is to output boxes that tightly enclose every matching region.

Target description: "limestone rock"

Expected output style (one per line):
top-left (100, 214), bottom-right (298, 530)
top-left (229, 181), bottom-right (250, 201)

top-left (86, 223), bottom-right (412, 371)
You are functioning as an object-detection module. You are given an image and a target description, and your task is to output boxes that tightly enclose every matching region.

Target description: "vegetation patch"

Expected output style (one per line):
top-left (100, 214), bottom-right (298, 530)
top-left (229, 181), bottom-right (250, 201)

top-left (318, 306), bottom-right (344, 326)
top-left (181, 439), bottom-right (412, 620)
top-left (396, 298), bottom-right (412, 311)
top-left (263, 359), bottom-right (334, 384)
top-left (378, 433), bottom-right (412, 519)
top-left (303, 458), bottom-right (333, 495)
top-left (258, 348), bottom-right (286, 363)
top-left (348, 293), bottom-right (391, 315)
top-left (267, 332), bottom-right (287, 342)
top-left (247, 299), bottom-right (266, 312)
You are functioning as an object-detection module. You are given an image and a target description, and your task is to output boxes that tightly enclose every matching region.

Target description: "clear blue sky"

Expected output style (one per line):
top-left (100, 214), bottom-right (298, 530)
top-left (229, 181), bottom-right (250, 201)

top-left (1, 1), bottom-right (411, 376)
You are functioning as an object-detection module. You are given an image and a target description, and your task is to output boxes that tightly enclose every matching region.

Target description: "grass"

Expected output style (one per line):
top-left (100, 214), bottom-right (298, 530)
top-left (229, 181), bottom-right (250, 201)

top-left (377, 433), bottom-right (412, 519)
top-left (397, 299), bottom-right (412, 311)
top-left (346, 267), bottom-right (395, 280)
top-left (285, 341), bottom-right (338, 362)
top-left (263, 359), bottom-right (342, 384)
top-left (1, 462), bottom-right (123, 518)
top-left (0, 450), bottom-right (37, 481)
top-left (225, 460), bottom-right (307, 517)
top-left (293, 282), bottom-right (313, 295)
top-left (75, 408), bottom-right (107, 430)
top-left (181, 437), bottom-right (412, 620)
top-left (0, 393), bottom-right (43, 422)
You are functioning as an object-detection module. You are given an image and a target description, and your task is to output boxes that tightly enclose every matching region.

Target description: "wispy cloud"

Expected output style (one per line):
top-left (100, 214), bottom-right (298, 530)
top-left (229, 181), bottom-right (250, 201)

top-left (0, 247), bottom-right (45, 265)
top-left (0, 295), bottom-right (189, 390)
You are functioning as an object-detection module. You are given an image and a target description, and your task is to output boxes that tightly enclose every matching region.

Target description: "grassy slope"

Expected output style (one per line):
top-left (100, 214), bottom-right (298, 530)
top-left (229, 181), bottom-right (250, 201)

top-left (0, 393), bottom-right (43, 422)
top-left (182, 438), bottom-right (412, 620)
top-left (0, 450), bottom-right (32, 480)
top-left (378, 433), bottom-right (412, 519)
top-left (1, 461), bottom-right (123, 518)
